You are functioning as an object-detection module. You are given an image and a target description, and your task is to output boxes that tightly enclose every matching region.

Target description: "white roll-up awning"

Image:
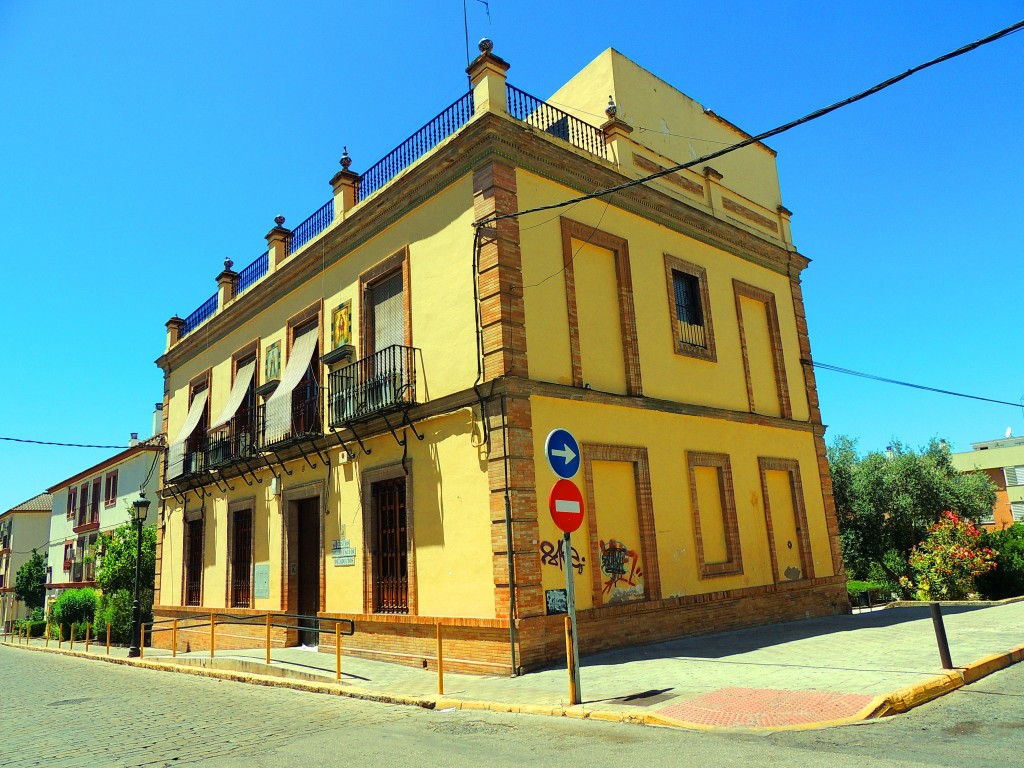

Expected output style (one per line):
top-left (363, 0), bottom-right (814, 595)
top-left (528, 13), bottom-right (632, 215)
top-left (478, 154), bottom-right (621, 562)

top-left (166, 388), bottom-right (210, 479)
top-left (262, 329), bottom-right (318, 445)
top-left (208, 360), bottom-right (256, 433)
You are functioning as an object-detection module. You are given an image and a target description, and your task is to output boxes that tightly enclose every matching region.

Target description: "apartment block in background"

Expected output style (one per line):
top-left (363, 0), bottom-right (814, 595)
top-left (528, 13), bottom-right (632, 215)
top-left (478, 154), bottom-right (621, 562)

top-left (952, 435), bottom-right (1024, 530)
top-left (0, 493), bottom-right (52, 629)
top-left (45, 436), bottom-right (162, 604)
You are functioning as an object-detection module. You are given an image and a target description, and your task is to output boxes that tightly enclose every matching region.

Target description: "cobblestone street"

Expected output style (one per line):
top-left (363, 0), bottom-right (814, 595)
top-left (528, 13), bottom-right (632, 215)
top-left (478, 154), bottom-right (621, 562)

top-left (4, 645), bottom-right (1024, 768)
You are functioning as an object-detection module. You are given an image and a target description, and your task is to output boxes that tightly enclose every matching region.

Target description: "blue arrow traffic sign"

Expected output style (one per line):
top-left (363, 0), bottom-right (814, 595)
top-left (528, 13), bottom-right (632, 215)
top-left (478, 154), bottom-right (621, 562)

top-left (545, 428), bottom-right (581, 479)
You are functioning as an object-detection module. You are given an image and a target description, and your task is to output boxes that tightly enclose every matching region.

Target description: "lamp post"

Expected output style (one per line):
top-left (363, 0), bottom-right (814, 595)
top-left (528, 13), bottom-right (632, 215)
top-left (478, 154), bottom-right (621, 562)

top-left (127, 493), bottom-right (151, 658)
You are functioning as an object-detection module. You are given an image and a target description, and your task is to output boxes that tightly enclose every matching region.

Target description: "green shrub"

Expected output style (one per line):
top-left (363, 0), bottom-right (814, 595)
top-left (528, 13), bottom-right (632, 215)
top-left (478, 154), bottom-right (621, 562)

top-left (94, 588), bottom-right (146, 645)
top-left (51, 588), bottom-right (98, 628)
top-left (978, 524), bottom-right (1024, 600)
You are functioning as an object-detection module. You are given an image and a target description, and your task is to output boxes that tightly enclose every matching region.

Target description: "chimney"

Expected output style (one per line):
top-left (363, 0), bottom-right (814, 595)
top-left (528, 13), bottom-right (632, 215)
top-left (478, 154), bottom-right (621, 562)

top-left (152, 403), bottom-right (163, 439)
top-left (129, 432), bottom-right (140, 447)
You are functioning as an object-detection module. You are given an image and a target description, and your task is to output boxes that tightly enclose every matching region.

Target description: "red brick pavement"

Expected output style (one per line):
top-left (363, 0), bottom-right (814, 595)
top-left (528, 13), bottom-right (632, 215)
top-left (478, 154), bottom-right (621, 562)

top-left (657, 688), bottom-right (875, 728)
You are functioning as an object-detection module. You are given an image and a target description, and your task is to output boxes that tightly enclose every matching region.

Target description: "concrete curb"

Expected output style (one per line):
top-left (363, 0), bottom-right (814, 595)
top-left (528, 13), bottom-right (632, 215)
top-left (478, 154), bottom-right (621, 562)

top-left (5, 639), bottom-right (1023, 732)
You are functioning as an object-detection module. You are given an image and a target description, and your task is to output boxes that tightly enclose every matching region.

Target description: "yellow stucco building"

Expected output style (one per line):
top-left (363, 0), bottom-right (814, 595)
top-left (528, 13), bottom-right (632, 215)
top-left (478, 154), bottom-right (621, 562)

top-left (154, 43), bottom-right (847, 673)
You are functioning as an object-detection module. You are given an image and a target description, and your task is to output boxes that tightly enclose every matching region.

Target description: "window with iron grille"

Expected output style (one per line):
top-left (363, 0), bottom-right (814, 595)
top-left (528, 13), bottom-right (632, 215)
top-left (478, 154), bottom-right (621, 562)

top-left (372, 477), bottom-right (409, 614)
top-left (664, 253), bottom-right (716, 362)
top-left (185, 518), bottom-right (203, 606)
top-left (230, 509), bottom-right (253, 608)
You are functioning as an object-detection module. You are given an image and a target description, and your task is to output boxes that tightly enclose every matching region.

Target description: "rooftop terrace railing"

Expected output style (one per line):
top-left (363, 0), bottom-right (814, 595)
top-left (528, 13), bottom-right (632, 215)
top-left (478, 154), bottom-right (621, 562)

top-left (506, 84), bottom-right (608, 160)
top-left (182, 293), bottom-right (217, 336)
top-left (356, 91), bottom-right (475, 202)
top-left (236, 250), bottom-right (268, 295)
top-left (290, 199), bottom-right (334, 253)
top-left (177, 84), bottom-right (609, 340)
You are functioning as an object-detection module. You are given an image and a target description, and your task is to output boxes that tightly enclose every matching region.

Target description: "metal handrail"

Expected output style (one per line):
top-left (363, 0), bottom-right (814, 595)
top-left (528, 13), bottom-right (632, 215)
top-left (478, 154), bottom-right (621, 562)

top-left (357, 91), bottom-right (474, 202)
top-left (506, 83), bottom-right (608, 160)
top-left (328, 344), bottom-right (418, 427)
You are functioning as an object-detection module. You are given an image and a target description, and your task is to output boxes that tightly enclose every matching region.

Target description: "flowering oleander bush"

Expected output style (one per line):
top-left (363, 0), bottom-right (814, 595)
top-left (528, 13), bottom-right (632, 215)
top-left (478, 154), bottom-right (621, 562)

top-left (903, 511), bottom-right (997, 600)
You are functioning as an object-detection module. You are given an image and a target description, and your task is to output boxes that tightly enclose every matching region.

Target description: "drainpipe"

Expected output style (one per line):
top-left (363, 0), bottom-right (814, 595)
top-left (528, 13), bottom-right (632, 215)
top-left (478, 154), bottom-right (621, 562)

top-left (501, 394), bottom-right (518, 675)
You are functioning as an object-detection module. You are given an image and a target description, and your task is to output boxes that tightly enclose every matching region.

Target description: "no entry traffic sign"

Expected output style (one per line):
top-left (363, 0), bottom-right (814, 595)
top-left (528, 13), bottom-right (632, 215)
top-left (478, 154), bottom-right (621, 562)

top-left (548, 478), bottom-right (585, 533)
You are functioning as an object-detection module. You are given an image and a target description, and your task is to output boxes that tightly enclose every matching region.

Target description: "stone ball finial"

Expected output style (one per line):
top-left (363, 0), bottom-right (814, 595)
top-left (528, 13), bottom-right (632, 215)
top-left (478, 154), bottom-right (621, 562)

top-left (478, 38), bottom-right (493, 54)
top-left (274, 215), bottom-right (286, 227)
top-left (224, 257), bottom-right (234, 271)
top-left (340, 146), bottom-right (352, 170)
top-left (605, 96), bottom-right (617, 119)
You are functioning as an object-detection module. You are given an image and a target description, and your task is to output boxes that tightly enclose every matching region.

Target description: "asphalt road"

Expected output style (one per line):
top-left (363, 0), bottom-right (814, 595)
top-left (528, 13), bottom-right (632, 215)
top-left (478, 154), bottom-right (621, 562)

top-left (2, 646), bottom-right (1022, 768)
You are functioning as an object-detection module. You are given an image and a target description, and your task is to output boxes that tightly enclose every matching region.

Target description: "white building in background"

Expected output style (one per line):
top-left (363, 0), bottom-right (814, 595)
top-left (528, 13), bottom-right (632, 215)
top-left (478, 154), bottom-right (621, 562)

top-left (45, 435), bottom-right (162, 604)
top-left (0, 492), bottom-right (52, 629)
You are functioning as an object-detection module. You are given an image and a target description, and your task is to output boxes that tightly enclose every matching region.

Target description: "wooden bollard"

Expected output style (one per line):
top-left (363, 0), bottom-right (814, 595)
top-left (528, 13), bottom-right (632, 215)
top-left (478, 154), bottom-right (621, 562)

top-left (335, 623), bottom-right (342, 681)
top-left (85, 623), bottom-right (91, 653)
top-left (210, 612), bottom-right (215, 658)
top-left (69, 625), bottom-right (75, 652)
top-left (106, 623), bottom-right (111, 655)
top-left (436, 623), bottom-right (444, 696)
top-left (45, 622), bottom-right (50, 648)
top-left (172, 618), bottom-right (178, 658)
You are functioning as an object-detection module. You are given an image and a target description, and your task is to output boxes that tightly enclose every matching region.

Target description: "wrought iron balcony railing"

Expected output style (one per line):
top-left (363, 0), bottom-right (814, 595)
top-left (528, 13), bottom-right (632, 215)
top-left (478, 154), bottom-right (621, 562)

top-left (258, 388), bottom-right (324, 449)
top-left (329, 345), bottom-right (418, 428)
top-left (206, 413), bottom-right (259, 468)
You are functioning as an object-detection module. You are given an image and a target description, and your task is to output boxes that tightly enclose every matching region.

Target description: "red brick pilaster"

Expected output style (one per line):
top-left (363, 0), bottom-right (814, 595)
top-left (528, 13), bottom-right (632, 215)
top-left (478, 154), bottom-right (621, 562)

top-left (474, 162), bottom-right (528, 380)
top-left (486, 394), bottom-right (544, 619)
top-left (789, 272), bottom-right (845, 576)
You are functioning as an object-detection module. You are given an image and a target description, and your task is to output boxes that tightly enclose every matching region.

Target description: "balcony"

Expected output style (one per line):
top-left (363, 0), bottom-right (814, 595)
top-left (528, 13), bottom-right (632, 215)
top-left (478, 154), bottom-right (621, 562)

top-left (329, 345), bottom-right (418, 428)
top-left (258, 389), bottom-right (324, 449)
top-left (72, 519), bottom-right (100, 535)
top-left (206, 413), bottom-right (258, 468)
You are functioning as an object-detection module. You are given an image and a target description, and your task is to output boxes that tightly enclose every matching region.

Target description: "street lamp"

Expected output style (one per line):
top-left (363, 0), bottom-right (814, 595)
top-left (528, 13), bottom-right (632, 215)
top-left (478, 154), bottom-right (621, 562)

top-left (127, 493), bottom-right (151, 658)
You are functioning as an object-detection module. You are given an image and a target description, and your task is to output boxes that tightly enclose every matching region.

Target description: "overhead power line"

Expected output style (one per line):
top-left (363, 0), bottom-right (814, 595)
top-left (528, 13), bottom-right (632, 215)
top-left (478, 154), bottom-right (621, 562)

top-left (0, 436), bottom-right (129, 450)
top-left (477, 18), bottom-right (1024, 227)
top-left (809, 360), bottom-right (1024, 409)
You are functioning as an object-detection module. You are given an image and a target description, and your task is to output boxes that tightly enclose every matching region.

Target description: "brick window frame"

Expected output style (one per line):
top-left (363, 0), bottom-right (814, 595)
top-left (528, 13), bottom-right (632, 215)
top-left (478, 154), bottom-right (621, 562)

top-left (581, 444), bottom-right (661, 605)
top-left (559, 218), bottom-right (642, 396)
top-left (226, 498), bottom-right (256, 608)
top-left (663, 253), bottom-right (716, 362)
top-left (104, 470), bottom-right (118, 508)
top-left (732, 280), bottom-right (791, 418)
top-left (360, 462), bottom-right (417, 616)
top-left (758, 457), bottom-right (814, 582)
top-left (359, 247), bottom-right (412, 359)
top-left (686, 451), bottom-right (743, 578)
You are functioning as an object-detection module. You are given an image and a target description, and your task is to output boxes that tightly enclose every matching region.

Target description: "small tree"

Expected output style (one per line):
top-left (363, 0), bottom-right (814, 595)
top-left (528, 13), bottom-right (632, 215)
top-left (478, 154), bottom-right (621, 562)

top-left (94, 517), bottom-right (157, 642)
top-left (13, 549), bottom-right (46, 612)
top-left (829, 436), bottom-right (996, 596)
top-left (905, 511), bottom-right (997, 600)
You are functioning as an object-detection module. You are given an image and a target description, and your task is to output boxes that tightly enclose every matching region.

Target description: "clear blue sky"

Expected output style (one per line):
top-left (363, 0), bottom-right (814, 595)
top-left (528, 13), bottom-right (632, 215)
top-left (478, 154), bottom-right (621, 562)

top-left (2, 2), bottom-right (1022, 512)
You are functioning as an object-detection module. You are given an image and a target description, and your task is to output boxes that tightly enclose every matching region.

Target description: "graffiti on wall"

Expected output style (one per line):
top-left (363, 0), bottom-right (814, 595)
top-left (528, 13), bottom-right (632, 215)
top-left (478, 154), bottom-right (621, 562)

top-left (539, 540), bottom-right (586, 574)
top-left (600, 539), bottom-right (644, 604)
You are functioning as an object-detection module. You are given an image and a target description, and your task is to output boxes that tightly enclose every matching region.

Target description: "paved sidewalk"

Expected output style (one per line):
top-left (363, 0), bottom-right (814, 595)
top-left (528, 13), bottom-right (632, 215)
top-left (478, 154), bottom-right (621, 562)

top-left (5, 600), bottom-right (1023, 730)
